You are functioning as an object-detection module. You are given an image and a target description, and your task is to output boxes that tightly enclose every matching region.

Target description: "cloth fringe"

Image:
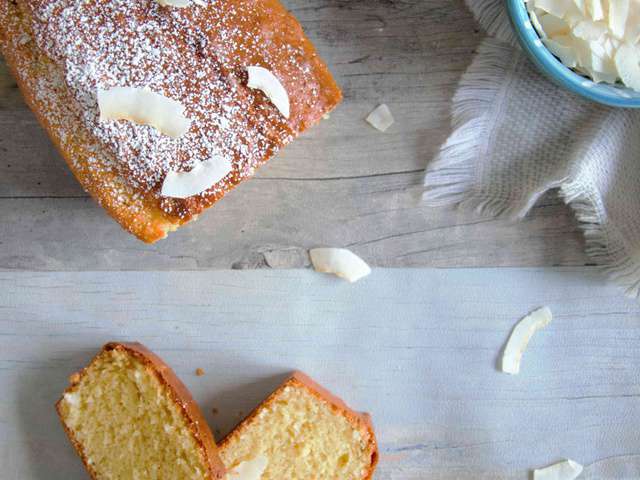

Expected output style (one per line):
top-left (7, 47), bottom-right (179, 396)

top-left (465, 0), bottom-right (517, 46)
top-left (558, 106), bottom-right (640, 297)
top-left (561, 173), bottom-right (640, 298)
top-left (425, 35), bottom-right (640, 297)
top-left (424, 39), bottom-right (530, 219)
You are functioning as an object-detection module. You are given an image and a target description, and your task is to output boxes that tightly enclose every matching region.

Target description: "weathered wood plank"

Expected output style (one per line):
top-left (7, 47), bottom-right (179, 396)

top-left (0, 187), bottom-right (589, 270)
top-left (1, 268), bottom-right (639, 478)
top-left (0, 1), bottom-right (589, 268)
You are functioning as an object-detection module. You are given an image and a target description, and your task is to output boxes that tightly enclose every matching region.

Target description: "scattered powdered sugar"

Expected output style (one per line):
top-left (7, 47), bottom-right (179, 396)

top-left (22, 0), bottom-right (319, 216)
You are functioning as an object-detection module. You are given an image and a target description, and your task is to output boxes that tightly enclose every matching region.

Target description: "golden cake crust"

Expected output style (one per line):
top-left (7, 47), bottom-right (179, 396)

top-left (0, 0), bottom-right (341, 242)
top-left (55, 342), bottom-right (226, 480)
top-left (219, 371), bottom-right (379, 479)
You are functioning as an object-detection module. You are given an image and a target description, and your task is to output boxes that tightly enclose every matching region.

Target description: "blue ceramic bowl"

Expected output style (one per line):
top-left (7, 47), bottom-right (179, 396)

top-left (506, 0), bottom-right (640, 108)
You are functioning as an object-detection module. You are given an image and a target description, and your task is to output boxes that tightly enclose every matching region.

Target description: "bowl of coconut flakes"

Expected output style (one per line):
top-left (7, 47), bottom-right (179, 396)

top-left (508, 0), bottom-right (640, 107)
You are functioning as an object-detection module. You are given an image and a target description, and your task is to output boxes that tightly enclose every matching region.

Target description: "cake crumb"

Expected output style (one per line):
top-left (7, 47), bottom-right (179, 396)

top-left (211, 407), bottom-right (219, 415)
top-left (195, 368), bottom-right (205, 377)
top-left (69, 372), bottom-right (81, 384)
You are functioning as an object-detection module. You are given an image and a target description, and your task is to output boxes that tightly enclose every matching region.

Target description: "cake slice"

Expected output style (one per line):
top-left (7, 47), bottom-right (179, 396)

top-left (219, 372), bottom-right (378, 479)
top-left (56, 342), bottom-right (225, 480)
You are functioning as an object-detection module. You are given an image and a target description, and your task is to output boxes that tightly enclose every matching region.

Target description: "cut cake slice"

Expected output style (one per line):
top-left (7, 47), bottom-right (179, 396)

top-left (56, 342), bottom-right (225, 480)
top-left (219, 372), bottom-right (378, 480)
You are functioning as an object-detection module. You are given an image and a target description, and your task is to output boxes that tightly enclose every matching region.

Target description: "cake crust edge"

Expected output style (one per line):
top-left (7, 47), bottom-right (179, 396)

top-left (55, 341), bottom-right (226, 480)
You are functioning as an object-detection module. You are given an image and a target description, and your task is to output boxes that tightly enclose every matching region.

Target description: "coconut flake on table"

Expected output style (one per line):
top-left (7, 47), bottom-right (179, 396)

top-left (500, 306), bottom-right (552, 375)
top-left (97, 87), bottom-right (192, 139)
top-left (366, 104), bottom-right (394, 132)
top-left (533, 459), bottom-right (584, 480)
top-left (525, 0), bottom-right (640, 91)
top-left (246, 66), bottom-right (290, 119)
top-left (161, 155), bottom-right (232, 198)
top-left (309, 248), bottom-right (371, 283)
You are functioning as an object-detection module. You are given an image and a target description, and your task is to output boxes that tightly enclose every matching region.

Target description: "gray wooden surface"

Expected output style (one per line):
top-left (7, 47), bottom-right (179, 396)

top-left (0, 1), bottom-right (590, 270)
top-left (1, 267), bottom-right (640, 479)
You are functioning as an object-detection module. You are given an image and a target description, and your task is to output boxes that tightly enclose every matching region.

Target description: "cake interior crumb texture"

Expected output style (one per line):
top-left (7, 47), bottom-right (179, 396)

top-left (57, 348), bottom-right (211, 479)
top-left (220, 377), bottom-right (377, 480)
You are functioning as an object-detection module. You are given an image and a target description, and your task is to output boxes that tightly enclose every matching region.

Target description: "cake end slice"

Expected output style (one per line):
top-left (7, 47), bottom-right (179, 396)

top-left (56, 342), bottom-right (225, 480)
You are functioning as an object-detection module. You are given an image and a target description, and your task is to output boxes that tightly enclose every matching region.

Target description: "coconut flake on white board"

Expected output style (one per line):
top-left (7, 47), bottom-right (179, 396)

top-left (533, 459), bottom-right (584, 480)
top-left (500, 307), bottom-right (553, 375)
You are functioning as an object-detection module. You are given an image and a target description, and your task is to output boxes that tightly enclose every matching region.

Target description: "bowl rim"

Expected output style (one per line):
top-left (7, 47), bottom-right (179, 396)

top-left (506, 0), bottom-right (640, 108)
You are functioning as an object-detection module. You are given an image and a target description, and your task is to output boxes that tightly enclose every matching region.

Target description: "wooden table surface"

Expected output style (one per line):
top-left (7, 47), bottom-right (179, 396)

top-left (0, 0), bottom-right (589, 270)
top-left (4, 2), bottom-right (638, 480)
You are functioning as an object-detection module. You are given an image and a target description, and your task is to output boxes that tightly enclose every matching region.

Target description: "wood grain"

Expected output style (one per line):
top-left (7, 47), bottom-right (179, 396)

top-left (1, 268), bottom-right (639, 479)
top-left (0, 0), bottom-right (590, 269)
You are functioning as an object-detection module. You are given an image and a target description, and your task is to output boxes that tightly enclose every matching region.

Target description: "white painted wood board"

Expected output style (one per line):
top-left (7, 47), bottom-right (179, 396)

top-left (0, 1), bottom-right (590, 269)
top-left (1, 268), bottom-right (639, 479)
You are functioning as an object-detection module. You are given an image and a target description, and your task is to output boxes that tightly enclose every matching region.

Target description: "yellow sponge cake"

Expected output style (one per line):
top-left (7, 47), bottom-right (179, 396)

top-left (56, 342), bottom-right (225, 480)
top-left (219, 372), bottom-right (378, 480)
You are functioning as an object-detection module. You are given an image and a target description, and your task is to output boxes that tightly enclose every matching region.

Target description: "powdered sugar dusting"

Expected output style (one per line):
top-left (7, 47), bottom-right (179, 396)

top-left (21, 0), bottom-right (323, 214)
top-left (2, 0), bottom-right (339, 234)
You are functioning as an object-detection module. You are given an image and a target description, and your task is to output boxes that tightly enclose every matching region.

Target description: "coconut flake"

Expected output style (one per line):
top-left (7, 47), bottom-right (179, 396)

top-left (572, 20), bottom-right (607, 41)
top-left (573, 0), bottom-right (587, 15)
top-left (97, 87), bottom-right (191, 139)
top-left (500, 307), bottom-right (552, 375)
top-left (615, 43), bottom-right (640, 91)
top-left (227, 455), bottom-right (268, 480)
top-left (533, 459), bottom-right (584, 480)
top-left (608, 0), bottom-right (629, 40)
top-left (529, 9), bottom-right (546, 37)
top-left (535, 0), bottom-right (571, 18)
top-left (156, 0), bottom-right (191, 7)
top-left (541, 14), bottom-right (571, 37)
top-left (246, 66), bottom-right (290, 119)
top-left (366, 104), bottom-right (394, 132)
top-left (310, 248), bottom-right (371, 283)
top-left (161, 156), bottom-right (232, 198)
top-left (588, 0), bottom-right (605, 21)
top-left (528, 0), bottom-right (640, 91)
top-left (543, 37), bottom-right (579, 68)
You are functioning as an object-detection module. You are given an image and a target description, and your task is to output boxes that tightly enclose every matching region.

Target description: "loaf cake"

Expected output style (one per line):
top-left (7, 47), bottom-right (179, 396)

top-left (0, 0), bottom-right (341, 242)
top-left (56, 342), bottom-right (226, 479)
top-left (219, 372), bottom-right (379, 479)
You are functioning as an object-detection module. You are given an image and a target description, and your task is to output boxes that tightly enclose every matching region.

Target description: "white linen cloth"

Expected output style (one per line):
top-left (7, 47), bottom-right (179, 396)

top-left (424, 0), bottom-right (640, 296)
